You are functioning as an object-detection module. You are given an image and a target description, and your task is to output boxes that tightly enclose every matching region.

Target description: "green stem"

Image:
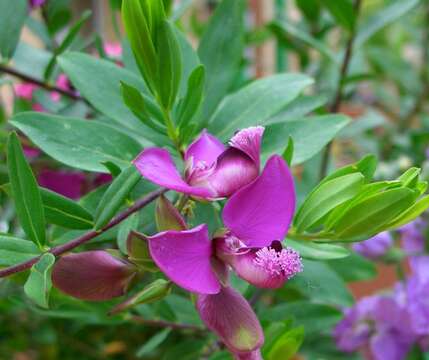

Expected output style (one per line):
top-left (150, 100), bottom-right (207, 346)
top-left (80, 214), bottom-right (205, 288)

top-left (161, 106), bottom-right (181, 152)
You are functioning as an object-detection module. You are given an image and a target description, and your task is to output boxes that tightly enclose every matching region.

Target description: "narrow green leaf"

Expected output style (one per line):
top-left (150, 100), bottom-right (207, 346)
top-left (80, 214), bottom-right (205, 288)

top-left (282, 137), bottom-right (294, 166)
top-left (269, 21), bottom-right (336, 62)
top-left (156, 20), bottom-right (182, 110)
top-left (0, 235), bottom-right (41, 266)
top-left (327, 253), bottom-right (376, 282)
top-left (295, 173), bottom-right (365, 231)
top-left (58, 52), bottom-right (166, 145)
top-left (2, 183), bottom-right (93, 230)
top-left (198, 0), bottom-right (245, 122)
top-left (176, 65), bottom-right (205, 128)
top-left (263, 114), bottom-right (350, 165)
top-left (321, 0), bottom-right (355, 32)
top-left (11, 112), bottom-right (142, 172)
top-left (209, 74), bottom-right (313, 139)
top-left (267, 326), bottom-right (304, 360)
top-left (44, 10), bottom-right (92, 80)
top-left (0, 0), bottom-right (27, 59)
top-left (287, 239), bottom-right (350, 260)
top-left (122, 0), bottom-right (158, 92)
top-left (136, 328), bottom-right (172, 357)
top-left (7, 133), bottom-right (46, 248)
top-left (384, 195), bottom-right (429, 230)
top-left (333, 188), bottom-right (416, 240)
top-left (121, 81), bottom-right (166, 133)
top-left (94, 166), bottom-right (141, 229)
top-left (24, 253), bottom-right (55, 309)
top-left (355, 0), bottom-right (419, 48)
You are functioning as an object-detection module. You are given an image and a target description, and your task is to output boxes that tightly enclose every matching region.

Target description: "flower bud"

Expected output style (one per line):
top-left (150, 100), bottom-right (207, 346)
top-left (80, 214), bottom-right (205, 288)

top-left (126, 231), bottom-right (158, 272)
top-left (52, 251), bottom-right (136, 301)
top-left (196, 286), bottom-right (264, 354)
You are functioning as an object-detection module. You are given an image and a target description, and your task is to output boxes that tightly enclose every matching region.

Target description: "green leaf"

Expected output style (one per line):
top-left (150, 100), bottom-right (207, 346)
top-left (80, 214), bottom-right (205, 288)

top-left (58, 52), bottom-right (164, 145)
top-left (176, 65), bottom-right (205, 128)
top-left (122, 0), bottom-right (158, 92)
top-left (2, 183), bottom-right (93, 230)
top-left (11, 112), bottom-right (141, 172)
top-left (327, 253), bottom-right (376, 282)
top-left (262, 114), bottom-right (350, 165)
top-left (355, 0), bottom-right (420, 48)
top-left (156, 20), bottom-right (182, 110)
top-left (0, 0), bottom-right (27, 59)
top-left (24, 253), bottom-right (55, 309)
top-left (267, 326), bottom-right (304, 360)
top-left (136, 328), bottom-right (172, 357)
top-left (209, 74), bottom-right (313, 139)
top-left (121, 81), bottom-right (166, 133)
top-left (287, 239), bottom-right (350, 260)
top-left (282, 137), bottom-right (294, 166)
top-left (0, 235), bottom-right (41, 266)
top-left (321, 0), bottom-right (355, 32)
top-left (384, 195), bottom-right (429, 230)
top-left (198, 0), bottom-right (245, 122)
top-left (323, 154), bottom-right (377, 184)
top-left (269, 21), bottom-right (336, 62)
top-left (110, 279), bottom-right (172, 315)
top-left (295, 173), bottom-right (365, 231)
top-left (296, 0), bottom-right (321, 22)
top-left (44, 10), bottom-right (92, 80)
top-left (7, 133), bottom-right (46, 248)
top-left (288, 260), bottom-right (354, 306)
top-left (260, 301), bottom-right (342, 336)
top-left (94, 166), bottom-right (141, 229)
top-left (332, 188), bottom-right (416, 240)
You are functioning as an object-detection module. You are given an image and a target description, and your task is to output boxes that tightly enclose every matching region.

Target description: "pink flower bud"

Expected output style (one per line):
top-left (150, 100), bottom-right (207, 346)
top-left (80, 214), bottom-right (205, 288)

top-left (52, 251), bottom-right (136, 301)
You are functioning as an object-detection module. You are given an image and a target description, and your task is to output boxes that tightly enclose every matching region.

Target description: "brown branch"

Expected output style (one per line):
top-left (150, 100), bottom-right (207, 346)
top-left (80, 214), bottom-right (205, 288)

top-left (130, 316), bottom-right (206, 332)
top-left (0, 188), bottom-right (167, 278)
top-left (0, 64), bottom-right (84, 101)
top-left (319, 0), bottom-right (363, 180)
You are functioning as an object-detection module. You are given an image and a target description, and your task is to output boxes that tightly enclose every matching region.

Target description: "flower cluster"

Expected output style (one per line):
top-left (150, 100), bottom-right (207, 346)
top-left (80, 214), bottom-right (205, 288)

top-left (52, 126), bottom-right (302, 358)
top-left (335, 251), bottom-right (429, 360)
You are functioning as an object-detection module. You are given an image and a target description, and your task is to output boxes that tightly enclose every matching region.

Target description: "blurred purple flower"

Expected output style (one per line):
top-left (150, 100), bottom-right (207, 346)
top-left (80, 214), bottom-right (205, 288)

top-left (399, 218), bottom-right (426, 255)
top-left (14, 83), bottom-right (37, 100)
top-left (334, 293), bottom-right (414, 360)
top-left (352, 231), bottom-right (393, 259)
top-left (133, 127), bottom-right (264, 199)
top-left (50, 74), bottom-right (74, 102)
top-left (38, 169), bottom-right (86, 200)
top-left (104, 42), bottom-right (122, 58)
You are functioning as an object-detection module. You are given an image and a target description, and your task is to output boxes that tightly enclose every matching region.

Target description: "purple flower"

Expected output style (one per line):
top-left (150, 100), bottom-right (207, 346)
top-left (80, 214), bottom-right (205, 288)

top-left (14, 83), bottom-right (37, 100)
top-left (399, 218), bottom-right (426, 255)
top-left (334, 294), bottom-right (414, 360)
top-left (52, 251), bottom-right (137, 301)
top-left (133, 127), bottom-right (264, 199)
top-left (145, 155), bottom-right (298, 294)
top-left (406, 256), bottom-right (429, 336)
top-left (352, 231), bottom-right (393, 259)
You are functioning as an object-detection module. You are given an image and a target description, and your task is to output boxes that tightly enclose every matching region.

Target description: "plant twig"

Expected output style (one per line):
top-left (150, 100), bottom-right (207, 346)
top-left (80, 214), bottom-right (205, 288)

top-left (130, 316), bottom-right (206, 332)
top-left (0, 188), bottom-right (167, 278)
top-left (319, 0), bottom-right (362, 180)
top-left (0, 64), bottom-right (83, 101)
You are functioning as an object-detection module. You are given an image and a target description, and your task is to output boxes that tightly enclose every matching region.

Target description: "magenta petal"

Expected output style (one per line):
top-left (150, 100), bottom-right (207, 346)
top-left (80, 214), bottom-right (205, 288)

top-left (147, 224), bottom-right (220, 294)
top-left (133, 147), bottom-right (212, 198)
top-left (185, 130), bottom-right (225, 166)
top-left (223, 155), bottom-right (296, 247)
top-left (205, 148), bottom-right (259, 198)
top-left (229, 126), bottom-right (264, 167)
top-left (52, 251), bottom-right (135, 301)
top-left (196, 286), bottom-right (264, 354)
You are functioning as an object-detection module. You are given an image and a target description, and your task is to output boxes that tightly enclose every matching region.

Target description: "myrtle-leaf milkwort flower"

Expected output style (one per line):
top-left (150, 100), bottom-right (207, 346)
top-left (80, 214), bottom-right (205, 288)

top-left (133, 126), bottom-right (264, 199)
